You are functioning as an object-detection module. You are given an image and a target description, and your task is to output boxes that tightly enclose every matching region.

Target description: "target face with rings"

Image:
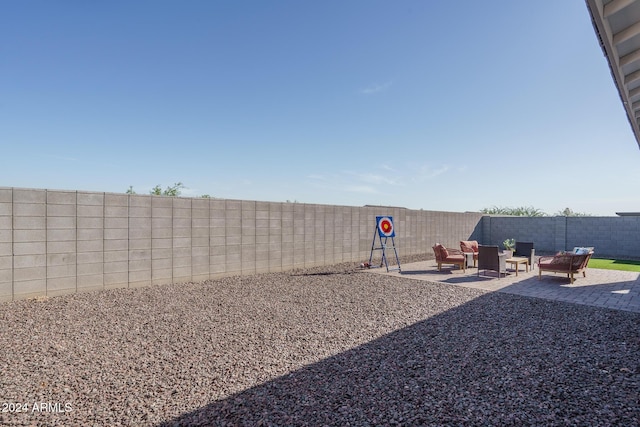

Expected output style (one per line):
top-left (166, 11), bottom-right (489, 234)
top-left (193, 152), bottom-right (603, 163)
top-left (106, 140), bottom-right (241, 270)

top-left (376, 216), bottom-right (395, 237)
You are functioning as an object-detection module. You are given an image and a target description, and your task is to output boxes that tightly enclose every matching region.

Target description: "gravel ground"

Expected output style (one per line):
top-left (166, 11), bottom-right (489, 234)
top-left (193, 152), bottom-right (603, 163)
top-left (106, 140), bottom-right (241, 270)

top-left (1, 256), bottom-right (639, 426)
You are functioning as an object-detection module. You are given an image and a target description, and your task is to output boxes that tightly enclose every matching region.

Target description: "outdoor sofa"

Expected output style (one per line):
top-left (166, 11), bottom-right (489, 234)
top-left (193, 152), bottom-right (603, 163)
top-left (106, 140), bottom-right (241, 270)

top-left (537, 247), bottom-right (594, 284)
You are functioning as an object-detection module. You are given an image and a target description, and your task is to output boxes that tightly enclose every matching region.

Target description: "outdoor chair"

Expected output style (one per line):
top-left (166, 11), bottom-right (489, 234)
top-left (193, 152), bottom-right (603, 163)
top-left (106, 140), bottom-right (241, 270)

top-left (432, 243), bottom-right (466, 272)
top-left (477, 245), bottom-right (508, 278)
top-left (460, 240), bottom-right (479, 267)
top-left (537, 248), bottom-right (594, 284)
top-left (514, 241), bottom-right (535, 270)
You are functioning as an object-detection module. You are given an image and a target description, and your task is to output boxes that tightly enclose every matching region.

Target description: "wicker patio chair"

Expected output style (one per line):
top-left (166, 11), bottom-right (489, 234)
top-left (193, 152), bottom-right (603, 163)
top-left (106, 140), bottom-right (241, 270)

top-left (514, 241), bottom-right (535, 270)
top-left (477, 245), bottom-right (508, 278)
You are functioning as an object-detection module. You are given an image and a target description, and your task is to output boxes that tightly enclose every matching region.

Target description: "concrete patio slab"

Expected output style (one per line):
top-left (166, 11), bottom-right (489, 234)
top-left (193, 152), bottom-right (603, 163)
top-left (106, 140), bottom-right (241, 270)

top-left (367, 260), bottom-right (640, 313)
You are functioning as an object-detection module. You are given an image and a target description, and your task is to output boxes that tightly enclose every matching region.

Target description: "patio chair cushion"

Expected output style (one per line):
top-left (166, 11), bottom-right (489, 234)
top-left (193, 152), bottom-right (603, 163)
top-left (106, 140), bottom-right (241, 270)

top-left (541, 253), bottom-right (591, 270)
top-left (460, 240), bottom-right (479, 253)
top-left (573, 247), bottom-right (592, 255)
top-left (433, 244), bottom-right (464, 262)
top-left (434, 244), bottom-right (448, 260)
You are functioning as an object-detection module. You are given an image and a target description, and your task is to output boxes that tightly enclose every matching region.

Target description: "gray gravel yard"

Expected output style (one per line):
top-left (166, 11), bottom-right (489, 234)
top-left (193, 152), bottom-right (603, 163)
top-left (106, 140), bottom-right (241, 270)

top-left (1, 258), bottom-right (639, 426)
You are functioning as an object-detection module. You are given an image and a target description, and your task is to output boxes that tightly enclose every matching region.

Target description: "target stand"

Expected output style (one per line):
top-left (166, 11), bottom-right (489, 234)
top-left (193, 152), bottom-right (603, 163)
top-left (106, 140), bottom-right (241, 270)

top-left (369, 216), bottom-right (401, 272)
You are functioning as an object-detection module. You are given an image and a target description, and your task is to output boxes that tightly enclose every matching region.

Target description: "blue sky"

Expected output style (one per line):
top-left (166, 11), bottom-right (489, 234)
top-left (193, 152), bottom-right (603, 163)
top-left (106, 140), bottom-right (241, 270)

top-left (2, 1), bottom-right (639, 216)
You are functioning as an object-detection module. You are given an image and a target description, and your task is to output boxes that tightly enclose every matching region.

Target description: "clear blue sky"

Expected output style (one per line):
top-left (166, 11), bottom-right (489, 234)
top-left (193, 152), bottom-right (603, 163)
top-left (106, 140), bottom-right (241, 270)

top-left (2, 1), bottom-right (639, 216)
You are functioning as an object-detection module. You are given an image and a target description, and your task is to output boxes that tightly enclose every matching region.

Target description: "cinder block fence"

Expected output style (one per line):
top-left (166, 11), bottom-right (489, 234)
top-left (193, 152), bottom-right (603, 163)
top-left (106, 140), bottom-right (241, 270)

top-left (2, 186), bottom-right (637, 302)
top-left (0, 187), bottom-right (483, 301)
top-left (484, 215), bottom-right (640, 260)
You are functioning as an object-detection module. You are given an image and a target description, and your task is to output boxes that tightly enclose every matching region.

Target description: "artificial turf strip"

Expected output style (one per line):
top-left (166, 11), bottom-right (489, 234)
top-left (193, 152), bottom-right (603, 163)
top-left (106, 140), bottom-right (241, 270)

top-left (588, 258), bottom-right (640, 272)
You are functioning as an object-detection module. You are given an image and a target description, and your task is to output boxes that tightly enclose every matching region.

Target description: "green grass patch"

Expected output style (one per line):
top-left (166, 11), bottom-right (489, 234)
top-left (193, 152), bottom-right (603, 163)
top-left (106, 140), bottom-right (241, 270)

top-left (588, 258), bottom-right (640, 272)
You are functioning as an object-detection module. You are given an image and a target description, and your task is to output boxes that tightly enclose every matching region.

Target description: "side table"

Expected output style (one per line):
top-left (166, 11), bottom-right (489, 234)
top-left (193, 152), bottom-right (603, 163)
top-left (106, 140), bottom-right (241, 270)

top-left (464, 252), bottom-right (475, 269)
top-left (505, 257), bottom-right (529, 276)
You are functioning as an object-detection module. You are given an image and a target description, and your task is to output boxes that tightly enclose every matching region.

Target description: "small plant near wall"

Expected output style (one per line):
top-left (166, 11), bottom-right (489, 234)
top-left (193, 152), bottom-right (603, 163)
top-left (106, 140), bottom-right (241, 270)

top-left (503, 238), bottom-right (515, 251)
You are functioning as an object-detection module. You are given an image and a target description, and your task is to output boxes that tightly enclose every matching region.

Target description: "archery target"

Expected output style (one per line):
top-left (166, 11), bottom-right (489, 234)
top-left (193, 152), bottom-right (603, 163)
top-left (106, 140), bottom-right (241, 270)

top-left (377, 216), bottom-right (395, 237)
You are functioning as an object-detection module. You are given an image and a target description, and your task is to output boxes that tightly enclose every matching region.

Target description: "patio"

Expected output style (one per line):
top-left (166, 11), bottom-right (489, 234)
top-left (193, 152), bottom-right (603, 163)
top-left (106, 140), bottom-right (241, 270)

top-left (368, 258), bottom-right (640, 313)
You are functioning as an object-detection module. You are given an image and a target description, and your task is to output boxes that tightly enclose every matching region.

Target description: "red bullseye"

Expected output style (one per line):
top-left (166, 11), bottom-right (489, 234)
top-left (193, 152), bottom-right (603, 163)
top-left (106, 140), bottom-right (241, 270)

top-left (378, 217), bottom-right (394, 237)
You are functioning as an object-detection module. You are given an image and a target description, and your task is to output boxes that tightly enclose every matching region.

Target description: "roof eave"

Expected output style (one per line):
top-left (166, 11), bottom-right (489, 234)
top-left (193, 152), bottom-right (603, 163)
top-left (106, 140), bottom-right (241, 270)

top-left (585, 0), bottom-right (640, 150)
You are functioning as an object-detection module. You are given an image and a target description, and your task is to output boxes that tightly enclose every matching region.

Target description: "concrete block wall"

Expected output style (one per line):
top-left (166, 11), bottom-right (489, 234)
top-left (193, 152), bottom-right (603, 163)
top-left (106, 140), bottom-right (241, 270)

top-left (47, 190), bottom-right (77, 297)
top-left (13, 189), bottom-right (47, 300)
top-left (486, 215), bottom-right (640, 259)
top-left (5, 186), bottom-right (639, 302)
top-left (0, 187), bottom-right (484, 301)
top-left (192, 198), bottom-right (211, 282)
top-left (129, 195), bottom-right (151, 288)
top-left (566, 216), bottom-right (640, 259)
top-left (0, 189), bottom-right (13, 300)
top-left (152, 196), bottom-right (173, 285)
top-left (172, 197), bottom-right (192, 283)
top-left (104, 193), bottom-right (128, 289)
top-left (77, 192), bottom-right (105, 292)
top-left (210, 199), bottom-right (226, 276)
top-left (484, 216), bottom-right (559, 252)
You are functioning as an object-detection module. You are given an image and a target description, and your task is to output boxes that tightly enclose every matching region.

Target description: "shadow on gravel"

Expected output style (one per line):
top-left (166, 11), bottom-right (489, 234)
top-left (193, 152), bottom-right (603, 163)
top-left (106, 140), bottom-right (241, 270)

top-left (431, 274), bottom-right (508, 284)
top-left (291, 271), bottom-right (359, 277)
top-left (158, 293), bottom-right (640, 426)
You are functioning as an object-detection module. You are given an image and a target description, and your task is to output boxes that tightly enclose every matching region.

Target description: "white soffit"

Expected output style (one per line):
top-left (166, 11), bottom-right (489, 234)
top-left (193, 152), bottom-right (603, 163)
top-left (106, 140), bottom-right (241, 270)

top-left (586, 0), bottom-right (640, 149)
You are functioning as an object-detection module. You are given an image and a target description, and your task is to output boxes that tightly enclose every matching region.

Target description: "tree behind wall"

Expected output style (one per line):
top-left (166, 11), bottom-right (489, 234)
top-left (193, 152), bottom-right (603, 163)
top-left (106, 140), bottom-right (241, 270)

top-left (126, 182), bottom-right (185, 196)
top-left (149, 182), bottom-right (185, 196)
top-left (480, 206), bottom-right (546, 216)
top-left (554, 207), bottom-right (591, 217)
top-left (481, 206), bottom-right (591, 216)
